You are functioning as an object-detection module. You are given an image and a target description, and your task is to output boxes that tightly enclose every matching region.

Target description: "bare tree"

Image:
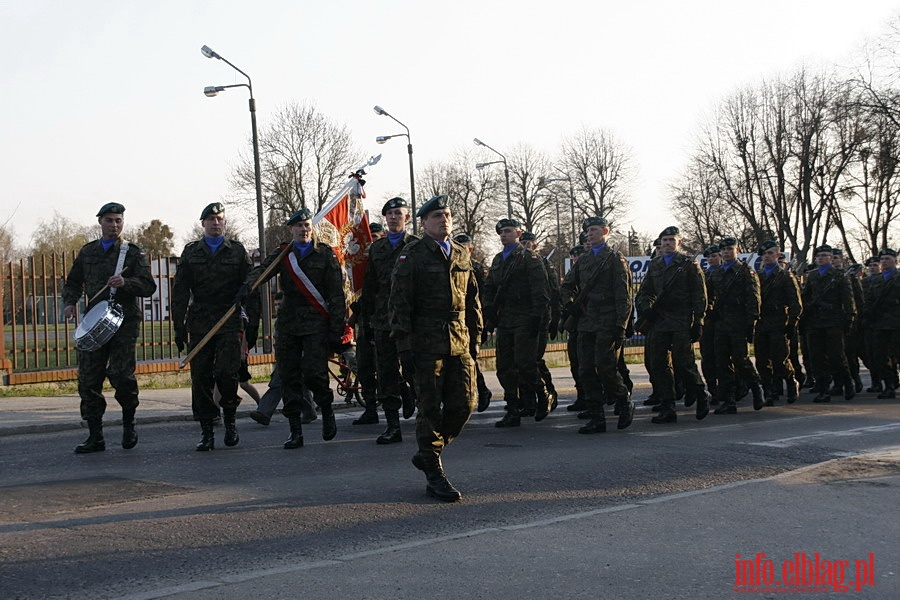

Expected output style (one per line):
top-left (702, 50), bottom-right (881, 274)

top-left (502, 143), bottom-right (554, 236)
top-left (559, 126), bottom-right (634, 224)
top-left (231, 102), bottom-right (364, 224)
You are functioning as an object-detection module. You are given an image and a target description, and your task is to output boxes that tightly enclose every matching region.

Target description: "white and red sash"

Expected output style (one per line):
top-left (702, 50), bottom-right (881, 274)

top-left (282, 248), bottom-right (330, 318)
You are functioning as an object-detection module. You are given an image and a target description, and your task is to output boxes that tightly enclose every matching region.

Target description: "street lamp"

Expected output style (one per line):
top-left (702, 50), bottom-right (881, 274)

top-left (201, 44), bottom-right (271, 352)
top-left (374, 105), bottom-right (417, 234)
top-left (473, 138), bottom-right (512, 218)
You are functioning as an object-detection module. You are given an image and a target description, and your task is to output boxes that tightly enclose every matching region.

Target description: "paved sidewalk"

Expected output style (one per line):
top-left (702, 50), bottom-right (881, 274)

top-left (0, 364), bottom-right (617, 437)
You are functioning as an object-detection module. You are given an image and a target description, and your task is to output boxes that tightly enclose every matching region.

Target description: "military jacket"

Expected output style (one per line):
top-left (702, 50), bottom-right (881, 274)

top-left (542, 257), bottom-right (562, 323)
top-left (707, 259), bottom-right (761, 333)
top-left (867, 270), bottom-right (900, 330)
top-left (172, 238), bottom-right (251, 336)
top-left (860, 275), bottom-right (880, 326)
top-left (561, 245), bottom-right (631, 333)
top-left (359, 232), bottom-right (418, 331)
top-left (63, 238), bottom-right (157, 333)
top-left (848, 271), bottom-right (864, 330)
top-left (634, 252), bottom-right (705, 332)
top-left (800, 265), bottom-right (856, 330)
top-left (756, 266), bottom-right (802, 331)
top-left (389, 236), bottom-right (482, 357)
top-left (482, 244), bottom-right (549, 328)
top-left (247, 242), bottom-right (346, 337)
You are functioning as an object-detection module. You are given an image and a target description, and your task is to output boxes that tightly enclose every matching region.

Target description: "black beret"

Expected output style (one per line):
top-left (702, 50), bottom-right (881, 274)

top-left (880, 248), bottom-right (897, 257)
top-left (416, 194), bottom-right (449, 218)
top-left (570, 244), bottom-right (585, 256)
top-left (199, 202), bottom-right (225, 221)
top-left (96, 202), bottom-right (125, 217)
top-left (814, 244), bottom-right (833, 255)
top-left (495, 218), bottom-right (521, 233)
top-left (831, 247), bottom-right (843, 256)
top-left (659, 225), bottom-right (680, 238)
top-left (582, 216), bottom-right (609, 230)
top-left (453, 233), bottom-right (473, 244)
top-left (865, 256), bottom-right (881, 266)
top-left (758, 240), bottom-right (779, 253)
top-left (578, 231), bottom-right (588, 245)
top-left (381, 197), bottom-right (409, 215)
top-left (520, 232), bottom-right (537, 242)
top-left (718, 237), bottom-right (738, 248)
top-left (369, 222), bottom-right (384, 233)
top-left (703, 244), bottom-right (721, 257)
top-left (286, 208), bottom-right (313, 226)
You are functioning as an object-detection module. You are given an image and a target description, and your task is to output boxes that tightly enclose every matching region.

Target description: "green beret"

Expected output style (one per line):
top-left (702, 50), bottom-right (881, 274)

top-left (381, 197), bottom-right (409, 215)
top-left (495, 218), bottom-right (521, 233)
top-left (814, 244), bottom-right (833, 255)
top-left (582, 216), bottom-right (609, 230)
top-left (880, 248), bottom-right (897, 258)
top-left (520, 232), bottom-right (537, 242)
top-left (659, 225), bottom-right (680, 238)
top-left (369, 222), bottom-right (384, 233)
top-left (453, 233), bottom-right (473, 244)
top-left (703, 244), bottom-right (720, 257)
top-left (96, 202), bottom-right (125, 217)
top-left (286, 208), bottom-right (313, 226)
top-left (831, 247), bottom-right (843, 256)
top-left (758, 240), bottom-right (779, 253)
top-left (416, 195), bottom-right (449, 218)
top-left (200, 202), bottom-right (225, 221)
top-left (718, 237), bottom-right (738, 248)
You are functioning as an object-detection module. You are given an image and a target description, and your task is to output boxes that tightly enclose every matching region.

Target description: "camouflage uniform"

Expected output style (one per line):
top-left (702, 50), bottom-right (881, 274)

top-left (533, 255), bottom-right (561, 403)
top-left (844, 269), bottom-right (865, 391)
top-left (561, 244), bottom-right (632, 423)
top-left (754, 263), bottom-right (802, 402)
top-left (867, 267), bottom-right (900, 396)
top-left (707, 258), bottom-right (763, 409)
top-left (483, 243), bottom-right (550, 420)
top-left (389, 235), bottom-right (481, 458)
top-left (63, 239), bottom-right (156, 420)
top-left (246, 242), bottom-right (346, 418)
top-left (635, 251), bottom-right (708, 416)
top-left (699, 264), bottom-right (720, 396)
top-left (800, 264), bottom-right (856, 400)
top-left (172, 238), bottom-right (251, 421)
top-left (860, 268), bottom-right (883, 390)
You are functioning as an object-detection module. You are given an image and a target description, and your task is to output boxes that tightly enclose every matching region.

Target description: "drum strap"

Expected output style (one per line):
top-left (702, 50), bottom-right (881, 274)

top-left (109, 241), bottom-right (129, 300)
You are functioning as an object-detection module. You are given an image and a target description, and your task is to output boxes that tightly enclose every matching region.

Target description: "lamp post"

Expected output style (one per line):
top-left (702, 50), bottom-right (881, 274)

top-left (201, 44), bottom-right (271, 352)
top-left (374, 105), bottom-right (417, 234)
top-left (473, 138), bottom-right (512, 218)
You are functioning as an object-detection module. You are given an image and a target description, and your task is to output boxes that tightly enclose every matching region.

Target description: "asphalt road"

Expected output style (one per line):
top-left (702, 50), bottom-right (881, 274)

top-left (1, 387), bottom-right (899, 599)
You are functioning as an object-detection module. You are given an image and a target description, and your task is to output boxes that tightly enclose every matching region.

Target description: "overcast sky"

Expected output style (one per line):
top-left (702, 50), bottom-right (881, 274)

top-left (2, 0), bottom-right (899, 250)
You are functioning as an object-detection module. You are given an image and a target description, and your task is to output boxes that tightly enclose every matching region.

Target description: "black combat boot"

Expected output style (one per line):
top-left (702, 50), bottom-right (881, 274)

top-left (411, 453), bottom-right (461, 502)
top-left (376, 409), bottom-right (403, 444)
top-left (195, 419), bottom-right (215, 451)
top-left (75, 418), bottom-right (106, 454)
top-left (751, 382), bottom-right (765, 410)
top-left (577, 409), bottom-right (591, 419)
top-left (714, 389), bottom-right (737, 415)
top-left (616, 396), bottom-right (635, 430)
top-left (283, 415), bottom-right (304, 449)
top-left (578, 406), bottom-right (607, 434)
top-left (495, 410), bottom-right (521, 428)
top-left (842, 376), bottom-right (856, 401)
top-left (320, 402), bottom-right (337, 441)
top-left (121, 407), bottom-right (138, 450)
top-left (853, 374), bottom-right (864, 394)
top-left (651, 401), bottom-right (677, 424)
top-left (352, 400), bottom-right (379, 425)
top-left (223, 408), bottom-right (239, 447)
top-left (567, 388), bottom-right (587, 411)
top-left (786, 377), bottom-right (799, 404)
top-left (534, 388), bottom-right (553, 422)
top-left (695, 388), bottom-right (711, 420)
top-left (642, 391), bottom-right (661, 407)
top-left (877, 385), bottom-right (896, 399)
top-left (866, 378), bottom-right (883, 393)
top-left (477, 387), bottom-right (492, 413)
top-left (401, 380), bottom-right (417, 419)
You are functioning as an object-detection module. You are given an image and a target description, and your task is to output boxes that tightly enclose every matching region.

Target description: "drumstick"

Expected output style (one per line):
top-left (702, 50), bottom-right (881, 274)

top-left (87, 266), bottom-right (130, 304)
top-left (179, 242), bottom-right (292, 369)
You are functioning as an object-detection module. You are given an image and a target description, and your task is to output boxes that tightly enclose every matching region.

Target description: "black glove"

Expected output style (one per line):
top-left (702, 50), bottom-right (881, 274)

top-left (746, 322), bottom-right (756, 344)
top-left (233, 283), bottom-right (250, 310)
top-left (690, 322), bottom-right (703, 343)
top-left (174, 331), bottom-right (186, 354)
top-left (612, 326), bottom-right (626, 346)
top-left (548, 318), bottom-right (559, 341)
top-left (399, 349), bottom-right (416, 379)
top-left (528, 316), bottom-right (541, 337)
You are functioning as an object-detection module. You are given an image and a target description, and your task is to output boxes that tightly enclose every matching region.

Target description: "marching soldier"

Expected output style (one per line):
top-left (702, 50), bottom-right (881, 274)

top-left (390, 195), bottom-right (482, 502)
top-left (800, 244), bottom-right (856, 402)
top-left (564, 243), bottom-right (588, 412)
top-left (358, 197), bottom-right (419, 443)
top-left (63, 202), bottom-right (157, 453)
top-left (860, 256), bottom-right (883, 392)
top-left (831, 249), bottom-right (865, 394)
top-left (454, 233), bottom-right (492, 412)
top-left (700, 244), bottom-right (722, 402)
top-left (560, 216), bottom-right (634, 433)
top-left (868, 249), bottom-right (900, 398)
top-left (634, 226), bottom-right (710, 423)
top-left (239, 208), bottom-right (347, 448)
top-left (707, 237), bottom-right (765, 414)
top-left (521, 231), bottom-right (561, 410)
top-left (753, 240), bottom-right (802, 405)
top-left (483, 219), bottom-right (550, 427)
top-left (172, 203), bottom-right (252, 451)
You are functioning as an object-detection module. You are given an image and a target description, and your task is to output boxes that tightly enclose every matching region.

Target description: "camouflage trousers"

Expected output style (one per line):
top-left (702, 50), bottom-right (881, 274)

top-left (806, 326), bottom-right (850, 389)
top-left (77, 327), bottom-right (139, 421)
top-left (189, 330), bottom-right (241, 420)
top-left (754, 328), bottom-right (794, 391)
top-left (577, 329), bottom-right (629, 409)
top-left (413, 353), bottom-right (477, 457)
top-left (277, 332), bottom-right (332, 418)
top-left (496, 324), bottom-right (544, 408)
top-left (645, 327), bottom-right (704, 402)
top-left (374, 328), bottom-right (404, 411)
